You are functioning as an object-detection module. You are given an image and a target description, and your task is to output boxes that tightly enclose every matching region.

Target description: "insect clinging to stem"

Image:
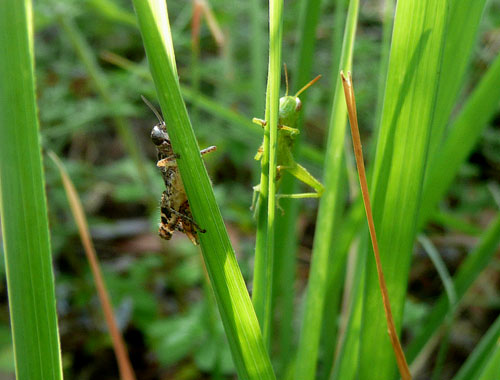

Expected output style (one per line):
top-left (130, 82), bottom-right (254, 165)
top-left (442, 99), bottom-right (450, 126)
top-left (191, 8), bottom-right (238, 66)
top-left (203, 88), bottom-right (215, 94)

top-left (252, 65), bottom-right (324, 211)
top-left (142, 95), bottom-right (216, 245)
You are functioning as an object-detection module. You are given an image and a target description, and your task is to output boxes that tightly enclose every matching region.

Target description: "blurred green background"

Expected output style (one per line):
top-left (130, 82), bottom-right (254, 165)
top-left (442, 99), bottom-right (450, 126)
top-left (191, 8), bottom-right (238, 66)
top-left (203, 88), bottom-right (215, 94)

top-left (0, 0), bottom-right (500, 379)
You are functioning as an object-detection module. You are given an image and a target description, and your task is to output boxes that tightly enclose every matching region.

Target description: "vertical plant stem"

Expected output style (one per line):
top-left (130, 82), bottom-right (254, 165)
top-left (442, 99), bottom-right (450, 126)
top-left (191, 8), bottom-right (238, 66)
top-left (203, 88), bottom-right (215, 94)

top-left (252, 85), bottom-right (271, 340)
top-left (264, 0), bottom-right (284, 346)
top-left (341, 71), bottom-right (411, 380)
top-left (0, 1), bottom-right (63, 379)
top-left (49, 153), bottom-right (136, 380)
top-left (254, 0), bottom-right (284, 348)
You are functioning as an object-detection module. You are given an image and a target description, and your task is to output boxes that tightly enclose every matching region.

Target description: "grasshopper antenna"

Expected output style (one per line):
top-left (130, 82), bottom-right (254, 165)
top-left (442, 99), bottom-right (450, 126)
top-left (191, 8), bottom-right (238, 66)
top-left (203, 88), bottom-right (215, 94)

top-left (141, 95), bottom-right (164, 124)
top-left (295, 75), bottom-right (322, 97)
top-left (284, 63), bottom-right (289, 96)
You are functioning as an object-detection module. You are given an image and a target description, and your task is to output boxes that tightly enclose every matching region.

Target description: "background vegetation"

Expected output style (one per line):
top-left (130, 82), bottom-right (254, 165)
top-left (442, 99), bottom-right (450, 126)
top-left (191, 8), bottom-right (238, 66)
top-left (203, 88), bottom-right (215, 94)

top-left (0, 0), bottom-right (500, 379)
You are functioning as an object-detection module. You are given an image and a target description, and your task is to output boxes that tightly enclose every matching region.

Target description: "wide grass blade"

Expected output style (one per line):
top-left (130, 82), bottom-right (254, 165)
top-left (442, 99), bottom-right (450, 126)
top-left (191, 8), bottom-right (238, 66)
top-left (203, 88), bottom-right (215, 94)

top-left (131, 1), bottom-right (275, 379)
top-left (356, 0), bottom-right (451, 378)
top-left (294, 0), bottom-right (359, 378)
top-left (0, 1), bottom-right (63, 379)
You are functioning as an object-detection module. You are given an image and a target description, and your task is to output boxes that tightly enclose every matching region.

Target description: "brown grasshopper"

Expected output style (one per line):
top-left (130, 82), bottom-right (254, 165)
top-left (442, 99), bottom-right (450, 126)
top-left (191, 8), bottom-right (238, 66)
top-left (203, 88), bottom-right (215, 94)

top-left (142, 96), bottom-right (216, 245)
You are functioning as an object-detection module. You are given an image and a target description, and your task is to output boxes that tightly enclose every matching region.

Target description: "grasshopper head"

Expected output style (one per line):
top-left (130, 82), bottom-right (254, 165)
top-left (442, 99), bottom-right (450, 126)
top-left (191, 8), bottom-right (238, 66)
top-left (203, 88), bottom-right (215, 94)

top-left (151, 123), bottom-right (169, 146)
top-left (278, 73), bottom-right (321, 128)
top-left (279, 95), bottom-right (302, 127)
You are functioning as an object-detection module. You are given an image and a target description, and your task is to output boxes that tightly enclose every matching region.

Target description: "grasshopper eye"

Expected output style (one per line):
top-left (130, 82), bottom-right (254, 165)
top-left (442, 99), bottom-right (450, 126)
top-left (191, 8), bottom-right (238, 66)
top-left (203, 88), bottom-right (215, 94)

top-left (295, 97), bottom-right (302, 112)
top-left (151, 124), bottom-right (169, 146)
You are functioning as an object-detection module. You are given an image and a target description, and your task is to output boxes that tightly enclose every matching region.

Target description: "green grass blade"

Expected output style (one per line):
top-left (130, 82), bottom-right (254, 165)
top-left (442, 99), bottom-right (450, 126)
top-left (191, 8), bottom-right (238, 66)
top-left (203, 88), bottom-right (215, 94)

top-left (131, 1), bottom-right (274, 379)
top-left (420, 50), bottom-right (500, 227)
top-left (265, 0), bottom-right (284, 346)
top-left (407, 213), bottom-right (500, 363)
top-left (294, 0), bottom-right (359, 378)
top-left (0, 1), bottom-right (63, 379)
top-left (253, 0), bottom-right (284, 348)
top-left (453, 314), bottom-right (500, 380)
top-left (357, 0), bottom-right (451, 378)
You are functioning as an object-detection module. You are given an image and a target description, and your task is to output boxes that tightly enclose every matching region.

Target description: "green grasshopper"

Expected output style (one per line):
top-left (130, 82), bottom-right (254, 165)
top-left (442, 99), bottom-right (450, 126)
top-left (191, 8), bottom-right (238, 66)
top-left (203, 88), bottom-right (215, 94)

top-left (252, 68), bottom-right (324, 211)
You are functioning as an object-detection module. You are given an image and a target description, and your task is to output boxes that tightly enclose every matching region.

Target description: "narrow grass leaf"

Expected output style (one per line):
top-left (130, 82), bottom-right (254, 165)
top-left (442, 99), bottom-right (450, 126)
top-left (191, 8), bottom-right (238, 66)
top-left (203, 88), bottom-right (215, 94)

top-left (0, 1), bottom-right (63, 379)
top-left (294, 1), bottom-right (359, 378)
top-left (132, 1), bottom-right (274, 379)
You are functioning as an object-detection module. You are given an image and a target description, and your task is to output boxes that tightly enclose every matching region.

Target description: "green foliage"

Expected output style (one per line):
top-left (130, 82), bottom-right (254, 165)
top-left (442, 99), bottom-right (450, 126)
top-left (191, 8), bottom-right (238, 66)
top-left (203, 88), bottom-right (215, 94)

top-left (2, 0), bottom-right (499, 378)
